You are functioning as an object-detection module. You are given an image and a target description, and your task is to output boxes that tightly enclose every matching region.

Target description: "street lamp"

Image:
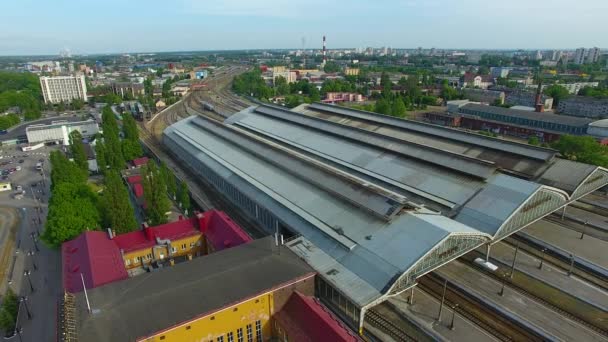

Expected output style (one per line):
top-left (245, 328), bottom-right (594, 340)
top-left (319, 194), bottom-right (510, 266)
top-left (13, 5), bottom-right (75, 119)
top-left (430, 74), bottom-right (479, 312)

top-left (580, 220), bottom-right (588, 239)
top-left (14, 327), bottom-right (23, 342)
top-left (450, 304), bottom-right (459, 330)
top-left (20, 296), bottom-right (32, 320)
top-left (27, 250), bottom-right (37, 271)
top-left (538, 248), bottom-right (547, 270)
top-left (24, 270), bottom-right (34, 293)
top-left (498, 273), bottom-right (508, 296)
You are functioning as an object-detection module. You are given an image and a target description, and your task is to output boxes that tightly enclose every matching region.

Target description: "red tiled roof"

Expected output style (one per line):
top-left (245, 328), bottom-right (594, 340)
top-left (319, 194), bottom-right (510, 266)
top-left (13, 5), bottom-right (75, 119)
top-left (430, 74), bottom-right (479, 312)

top-left (113, 217), bottom-right (200, 253)
top-left (127, 175), bottom-right (142, 184)
top-left (133, 183), bottom-right (144, 198)
top-left (61, 231), bottom-right (128, 293)
top-left (202, 210), bottom-right (252, 252)
top-left (132, 157), bottom-right (149, 167)
top-left (274, 292), bottom-right (361, 342)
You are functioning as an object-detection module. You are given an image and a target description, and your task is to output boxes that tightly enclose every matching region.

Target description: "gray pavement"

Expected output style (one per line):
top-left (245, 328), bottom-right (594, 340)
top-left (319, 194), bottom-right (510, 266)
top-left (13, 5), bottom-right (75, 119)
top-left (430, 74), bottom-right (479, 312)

top-left (388, 289), bottom-right (500, 342)
top-left (525, 220), bottom-right (608, 269)
top-left (0, 145), bottom-right (61, 342)
top-left (437, 260), bottom-right (607, 342)
top-left (488, 241), bottom-right (608, 311)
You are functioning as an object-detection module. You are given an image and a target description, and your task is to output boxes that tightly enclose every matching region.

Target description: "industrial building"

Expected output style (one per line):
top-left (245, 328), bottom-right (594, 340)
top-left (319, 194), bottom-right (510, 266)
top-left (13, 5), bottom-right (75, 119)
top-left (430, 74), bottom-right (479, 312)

top-left (504, 90), bottom-right (553, 110)
top-left (111, 82), bottom-right (145, 98)
top-left (25, 119), bottom-right (99, 145)
top-left (463, 88), bottom-right (505, 104)
top-left (163, 102), bottom-right (608, 333)
top-left (65, 236), bottom-right (360, 342)
top-left (557, 97), bottom-right (608, 118)
top-left (39, 75), bottom-right (87, 104)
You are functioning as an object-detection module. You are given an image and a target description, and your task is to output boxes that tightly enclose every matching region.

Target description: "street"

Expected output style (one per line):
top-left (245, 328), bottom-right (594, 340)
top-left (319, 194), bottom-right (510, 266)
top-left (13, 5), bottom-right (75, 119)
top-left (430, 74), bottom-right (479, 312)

top-left (0, 145), bottom-right (61, 342)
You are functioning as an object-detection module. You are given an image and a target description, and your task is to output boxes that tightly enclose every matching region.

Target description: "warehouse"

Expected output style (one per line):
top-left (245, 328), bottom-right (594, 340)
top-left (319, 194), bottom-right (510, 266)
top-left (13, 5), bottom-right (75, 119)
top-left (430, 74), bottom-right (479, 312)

top-left (163, 104), bottom-right (608, 332)
top-left (25, 119), bottom-right (99, 145)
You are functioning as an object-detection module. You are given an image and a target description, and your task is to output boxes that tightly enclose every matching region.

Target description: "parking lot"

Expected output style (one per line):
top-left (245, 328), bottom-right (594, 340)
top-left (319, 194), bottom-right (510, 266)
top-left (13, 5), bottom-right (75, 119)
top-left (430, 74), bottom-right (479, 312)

top-left (0, 144), bottom-right (61, 341)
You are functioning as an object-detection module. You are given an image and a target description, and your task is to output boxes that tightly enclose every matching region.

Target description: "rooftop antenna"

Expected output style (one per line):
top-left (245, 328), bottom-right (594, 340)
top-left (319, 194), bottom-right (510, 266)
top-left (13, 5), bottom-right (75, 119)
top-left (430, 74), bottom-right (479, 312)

top-left (301, 36), bottom-right (307, 68)
top-left (81, 273), bottom-right (91, 313)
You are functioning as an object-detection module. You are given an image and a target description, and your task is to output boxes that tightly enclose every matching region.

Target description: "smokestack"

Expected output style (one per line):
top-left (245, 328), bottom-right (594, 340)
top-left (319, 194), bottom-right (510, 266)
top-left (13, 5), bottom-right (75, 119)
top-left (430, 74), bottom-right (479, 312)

top-left (534, 79), bottom-right (544, 112)
top-left (323, 35), bottom-right (327, 62)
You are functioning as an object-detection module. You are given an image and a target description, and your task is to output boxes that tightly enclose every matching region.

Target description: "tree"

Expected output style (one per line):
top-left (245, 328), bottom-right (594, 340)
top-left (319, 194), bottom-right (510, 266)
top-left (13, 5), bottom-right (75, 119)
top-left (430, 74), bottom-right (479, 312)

top-left (160, 162), bottom-right (177, 199)
top-left (528, 136), bottom-right (540, 146)
top-left (0, 288), bottom-right (18, 332)
top-left (49, 151), bottom-right (87, 189)
top-left (391, 97), bottom-right (407, 118)
top-left (551, 135), bottom-right (608, 167)
top-left (104, 93), bottom-right (122, 105)
top-left (374, 99), bottom-right (391, 115)
top-left (42, 182), bottom-right (101, 247)
top-left (57, 101), bottom-right (66, 112)
top-left (142, 160), bottom-right (171, 225)
top-left (178, 181), bottom-right (191, 216)
top-left (101, 106), bottom-right (125, 169)
top-left (323, 61), bottom-right (341, 73)
top-left (101, 171), bottom-right (138, 234)
top-left (71, 98), bottom-right (84, 110)
top-left (121, 139), bottom-right (143, 161)
top-left (69, 130), bottom-right (89, 172)
top-left (544, 84), bottom-right (570, 107)
top-left (95, 139), bottom-right (107, 174)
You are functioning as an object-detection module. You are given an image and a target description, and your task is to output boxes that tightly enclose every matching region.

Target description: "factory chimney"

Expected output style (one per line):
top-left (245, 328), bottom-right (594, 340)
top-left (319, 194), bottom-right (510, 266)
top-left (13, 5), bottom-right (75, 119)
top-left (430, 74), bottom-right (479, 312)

top-left (534, 77), bottom-right (544, 113)
top-left (323, 35), bottom-right (327, 63)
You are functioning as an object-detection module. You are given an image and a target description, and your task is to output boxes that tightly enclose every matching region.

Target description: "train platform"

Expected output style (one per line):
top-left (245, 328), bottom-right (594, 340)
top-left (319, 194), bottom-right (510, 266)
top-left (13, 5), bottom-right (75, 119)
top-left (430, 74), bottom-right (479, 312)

top-left (488, 241), bottom-right (608, 311)
top-left (437, 261), bottom-right (607, 342)
top-left (525, 220), bottom-right (608, 269)
top-left (562, 205), bottom-right (608, 233)
top-left (387, 290), bottom-right (500, 342)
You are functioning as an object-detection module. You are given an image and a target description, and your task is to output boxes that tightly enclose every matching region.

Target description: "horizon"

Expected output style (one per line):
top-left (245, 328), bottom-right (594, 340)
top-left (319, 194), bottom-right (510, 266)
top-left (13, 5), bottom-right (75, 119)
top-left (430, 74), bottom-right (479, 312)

top-left (1, 0), bottom-right (607, 56)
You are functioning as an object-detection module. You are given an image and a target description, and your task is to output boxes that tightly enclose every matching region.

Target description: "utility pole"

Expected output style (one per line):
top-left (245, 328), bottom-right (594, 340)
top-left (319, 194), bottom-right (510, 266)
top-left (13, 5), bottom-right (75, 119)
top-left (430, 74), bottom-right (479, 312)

top-left (24, 270), bottom-right (34, 293)
top-left (538, 248), bottom-right (547, 270)
top-left (437, 279), bottom-right (448, 322)
top-left (449, 304), bottom-right (459, 330)
top-left (568, 254), bottom-right (575, 276)
top-left (498, 273), bottom-right (507, 296)
top-left (509, 244), bottom-right (519, 279)
top-left (20, 297), bottom-right (32, 319)
top-left (30, 232), bottom-right (39, 252)
top-left (580, 220), bottom-right (588, 239)
top-left (27, 250), bottom-right (37, 271)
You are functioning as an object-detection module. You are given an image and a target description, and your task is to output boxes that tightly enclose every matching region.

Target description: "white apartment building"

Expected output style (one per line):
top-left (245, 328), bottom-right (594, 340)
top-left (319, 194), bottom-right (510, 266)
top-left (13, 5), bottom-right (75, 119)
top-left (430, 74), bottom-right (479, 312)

top-left (586, 47), bottom-right (601, 64)
top-left (40, 75), bottom-right (88, 104)
top-left (574, 48), bottom-right (586, 65)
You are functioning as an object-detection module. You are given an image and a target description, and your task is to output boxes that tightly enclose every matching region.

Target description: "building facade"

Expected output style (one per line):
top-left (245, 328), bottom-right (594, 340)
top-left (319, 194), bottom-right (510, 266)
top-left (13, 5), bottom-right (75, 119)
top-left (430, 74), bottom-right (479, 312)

top-left (586, 47), bottom-right (601, 64)
top-left (40, 75), bottom-right (87, 104)
top-left (25, 119), bottom-right (99, 145)
top-left (505, 90), bottom-right (553, 110)
top-left (574, 48), bottom-right (586, 65)
top-left (557, 97), bottom-right (608, 118)
top-left (463, 89), bottom-right (505, 104)
top-left (111, 82), bottom-right (145, 98)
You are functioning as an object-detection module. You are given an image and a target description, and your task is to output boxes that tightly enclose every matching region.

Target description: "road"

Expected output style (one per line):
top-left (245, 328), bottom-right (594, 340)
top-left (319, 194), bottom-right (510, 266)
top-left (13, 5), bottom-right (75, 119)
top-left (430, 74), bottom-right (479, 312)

top-left (0, 145), bottom-right (60, 342)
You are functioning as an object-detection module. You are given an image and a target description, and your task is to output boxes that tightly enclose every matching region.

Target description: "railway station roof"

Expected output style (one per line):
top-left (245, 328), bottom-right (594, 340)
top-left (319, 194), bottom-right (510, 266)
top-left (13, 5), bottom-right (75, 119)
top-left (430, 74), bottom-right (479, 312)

top-left (163, 112), bottom-right (570, 312)
top-left (292, 102), bottom-right (608, 200)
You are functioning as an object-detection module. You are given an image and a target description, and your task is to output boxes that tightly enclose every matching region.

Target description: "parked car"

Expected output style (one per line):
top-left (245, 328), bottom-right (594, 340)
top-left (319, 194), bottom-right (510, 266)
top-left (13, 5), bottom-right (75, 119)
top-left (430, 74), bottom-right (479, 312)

top-left (16, 185), bottom-right (22, 192)
top-left (15, 166), bottom-right (21, 171)
top-left (18, 159), bottom-right (24, 163)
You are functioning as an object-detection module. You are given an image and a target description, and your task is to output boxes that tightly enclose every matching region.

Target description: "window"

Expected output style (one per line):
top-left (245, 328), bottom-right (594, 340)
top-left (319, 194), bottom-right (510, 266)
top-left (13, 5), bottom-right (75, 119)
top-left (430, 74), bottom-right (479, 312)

top-left (159, 337), bottom-right (165, 340)
top-left (186, 326), bottom-right (191, 330)
top-left (190, 242), bottom-right (196, 248)
top-left (181, 243), bottom-right (187, 250)
top-left (255, 321), bottom-right (262, 342)
top-left (217, 336), bottom-right (224, 342)
top-left (148, 253), bottom-right (153, 259)
top-left (246, 324), bottom-right (253, 342)
top-left (237, 328), bottom-right (243, 342)
top-left (134, 257), bottom-right (140, 264)
top-left (171, 247), bottom-right (177, 253)
top-left (125, 259), bottom-right (131, 266)
top-left (227, 332), bottom-right (234, 342)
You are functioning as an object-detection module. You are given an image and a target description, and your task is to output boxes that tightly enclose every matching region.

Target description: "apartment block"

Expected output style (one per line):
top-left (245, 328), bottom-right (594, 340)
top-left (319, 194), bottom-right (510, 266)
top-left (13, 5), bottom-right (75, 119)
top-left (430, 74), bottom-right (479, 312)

top-left (40, 75), bottom-right (87, 104)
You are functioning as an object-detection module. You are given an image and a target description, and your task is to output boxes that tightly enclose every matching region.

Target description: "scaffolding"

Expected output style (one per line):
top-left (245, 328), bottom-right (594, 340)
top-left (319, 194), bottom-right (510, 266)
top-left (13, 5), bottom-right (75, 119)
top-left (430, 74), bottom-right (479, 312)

top-left (59, 292), bottom-right (77, 342)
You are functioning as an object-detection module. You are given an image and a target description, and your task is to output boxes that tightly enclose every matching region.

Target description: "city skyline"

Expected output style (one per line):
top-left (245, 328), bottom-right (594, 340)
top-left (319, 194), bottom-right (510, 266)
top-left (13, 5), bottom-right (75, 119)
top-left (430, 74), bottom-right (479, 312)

top-left (1, 0), bottom-right (607, 56)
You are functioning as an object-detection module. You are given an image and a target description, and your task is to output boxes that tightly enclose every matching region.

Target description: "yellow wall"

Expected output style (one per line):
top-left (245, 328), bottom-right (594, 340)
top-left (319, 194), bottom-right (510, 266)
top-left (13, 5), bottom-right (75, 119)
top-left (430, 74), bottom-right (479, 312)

top-left (139, 292), bottom-right (273, 342)
top-left (123, 234), bottom-right (204, 269)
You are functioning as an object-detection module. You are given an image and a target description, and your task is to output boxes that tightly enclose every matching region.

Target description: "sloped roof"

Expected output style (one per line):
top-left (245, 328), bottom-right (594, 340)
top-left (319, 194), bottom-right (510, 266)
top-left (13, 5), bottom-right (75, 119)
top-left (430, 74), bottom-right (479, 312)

top-left (274, 291), bottom-right (361, 342)
top-left (131, 157), bottom-right (149, 167)
top-left (203, 210), bottom-right (252, 251)
top-left (61, 231), bottom-right (128, 293)
top-left (113, 217), bottom-right (200, 253)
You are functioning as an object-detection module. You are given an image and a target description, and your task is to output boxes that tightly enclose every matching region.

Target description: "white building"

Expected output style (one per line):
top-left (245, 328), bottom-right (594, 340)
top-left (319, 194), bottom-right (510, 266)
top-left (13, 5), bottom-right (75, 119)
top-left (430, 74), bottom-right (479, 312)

top-left (25, 120), bottom-right (99, 145)
top-left (272, 70), bottom-right (297, 84)
top-left (574, 48), bottom-right (586, 65)
top-left (40, 75), bottom-right (88, 104)
top-left (586, 47), bottom-right (601, 64)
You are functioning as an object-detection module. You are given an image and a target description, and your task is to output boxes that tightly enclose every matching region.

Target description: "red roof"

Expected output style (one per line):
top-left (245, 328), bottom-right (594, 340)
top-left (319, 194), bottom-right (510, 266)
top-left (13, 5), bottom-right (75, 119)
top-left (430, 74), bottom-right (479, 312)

top-left (61, 231), bottom-right (128, 293)
top-left (133, 183), bottom-right (144, 198)
top-left (132, 157), bottom-right (149, 167)
top-left (113, 217), bottom-right (200, 253)
top-left (201, 210), bottom-right (252, 252)
top-left (127, 175), bottom-right (142, 184)
top-left (274, 292), bottom-right (361, 342)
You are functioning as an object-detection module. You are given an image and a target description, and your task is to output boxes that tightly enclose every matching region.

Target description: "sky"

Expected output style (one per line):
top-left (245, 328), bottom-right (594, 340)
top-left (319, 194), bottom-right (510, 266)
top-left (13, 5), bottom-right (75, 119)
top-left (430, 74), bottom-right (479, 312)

top-left (1, 0), bottom-right (607, 55)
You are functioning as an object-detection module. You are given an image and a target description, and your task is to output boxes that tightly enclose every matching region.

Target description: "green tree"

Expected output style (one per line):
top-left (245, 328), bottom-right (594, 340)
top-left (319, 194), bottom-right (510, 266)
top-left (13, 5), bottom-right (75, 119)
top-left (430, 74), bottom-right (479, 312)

top-left (178, 181), bottom-right (191, 216)
top-left (391, 97), bottom-right (407, 118)
top-left (57, 101), bottom-right (66, 112)
top-left (42, 182), bottom-right (101, 247)
top-left (95, 139), bottom-right (107, 174)
top-left (142, 160), bottom-right (171, 225)
top-left (0, 114), bottom-right (20, 130)
top-left (323, 61), bottom-right (341, 73)
top-left (49, 151), bottom-right (87, 189)
top-left (551, 135), bottom-right (608, 167)
top-left (121, 139), bottom-right (143, 161)
top-left (71, 98), bottom-right (84, 110)
top-left (101, 106), bottom-right (125, 169)
top-left (160, 162), bottom-right (177, 199)
top-left (274, 76), bottom-right (290, 96)
top-left (309, 87), bottom-right (321, 102)
top-left (69, 130), bottom-right (89, 172)
top-left (104, 93), bottom-right (122, 105)
top-left (101, 171), bottom-right (138, 234)
top-left (528, 136), bottom-right (540, 146)
top-left (0, 288), bottom-right (18, 332)
top-left (544, 84), bottom-right (570, 107)
top-left (374, 98), bottom-right (391, 115)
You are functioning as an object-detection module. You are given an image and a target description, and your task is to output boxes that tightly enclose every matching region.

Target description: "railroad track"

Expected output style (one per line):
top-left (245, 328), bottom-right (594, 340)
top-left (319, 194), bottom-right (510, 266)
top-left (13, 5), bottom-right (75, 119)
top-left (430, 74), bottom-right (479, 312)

top-left (419, 273), bottom-right (542, 341)
top-left (365, 309), bottom-right (415, 342)
top-left (505, 235), bottom-right (608, 291)
top-left (460, 252), bottom-right (608, 338)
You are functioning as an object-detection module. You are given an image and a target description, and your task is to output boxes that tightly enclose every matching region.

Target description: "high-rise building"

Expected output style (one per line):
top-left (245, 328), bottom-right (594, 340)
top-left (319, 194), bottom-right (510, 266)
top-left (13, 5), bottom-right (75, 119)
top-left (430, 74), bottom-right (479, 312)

top-left (39, 75), bottom-right (87, 104)
top-left (574, 48), bottom-right (586, 65)
top-left (586, 47), bottom-right (601, 64)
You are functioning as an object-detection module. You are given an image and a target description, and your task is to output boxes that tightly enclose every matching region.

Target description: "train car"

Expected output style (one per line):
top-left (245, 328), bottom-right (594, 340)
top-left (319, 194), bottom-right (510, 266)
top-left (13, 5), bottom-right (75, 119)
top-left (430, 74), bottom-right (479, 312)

top-left (201, 101), bottom-right (214, 112)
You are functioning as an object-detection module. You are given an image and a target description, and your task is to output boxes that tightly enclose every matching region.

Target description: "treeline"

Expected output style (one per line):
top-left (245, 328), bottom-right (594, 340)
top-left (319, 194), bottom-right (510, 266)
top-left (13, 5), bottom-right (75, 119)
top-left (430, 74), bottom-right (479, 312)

top-left (551, 135), bottom-right (608, 167)
top-left (0, 72), bottom-right (43, 129)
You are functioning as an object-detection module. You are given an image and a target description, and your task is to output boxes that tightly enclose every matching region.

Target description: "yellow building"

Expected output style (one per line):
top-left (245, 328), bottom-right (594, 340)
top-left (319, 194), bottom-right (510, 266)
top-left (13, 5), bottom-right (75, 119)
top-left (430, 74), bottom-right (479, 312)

top-left (344, 68), bottom-right (360, 76)
top-left (71, 237), bottom-right (317, 342)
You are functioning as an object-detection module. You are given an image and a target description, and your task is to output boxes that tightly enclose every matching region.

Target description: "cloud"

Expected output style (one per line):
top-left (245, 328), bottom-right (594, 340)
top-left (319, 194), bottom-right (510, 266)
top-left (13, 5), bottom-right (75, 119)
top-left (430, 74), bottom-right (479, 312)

top-left (180, 0), bottom-right (325, 17)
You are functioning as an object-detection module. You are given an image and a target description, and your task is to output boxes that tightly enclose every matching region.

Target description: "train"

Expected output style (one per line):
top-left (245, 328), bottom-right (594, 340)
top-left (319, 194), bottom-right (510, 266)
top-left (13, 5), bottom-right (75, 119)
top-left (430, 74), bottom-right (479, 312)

top-left (200, 101), bottom-right (215, 112)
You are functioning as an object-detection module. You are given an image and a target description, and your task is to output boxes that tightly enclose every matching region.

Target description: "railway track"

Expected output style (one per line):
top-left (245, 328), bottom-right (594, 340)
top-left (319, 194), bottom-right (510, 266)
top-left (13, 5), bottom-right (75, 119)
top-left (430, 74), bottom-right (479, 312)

top-left (460, 252), bottom-right (608, 338)
top-left (365, 309), bottom-right (416, 342)
top-left (418, 273), bottom-right (544, 341)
